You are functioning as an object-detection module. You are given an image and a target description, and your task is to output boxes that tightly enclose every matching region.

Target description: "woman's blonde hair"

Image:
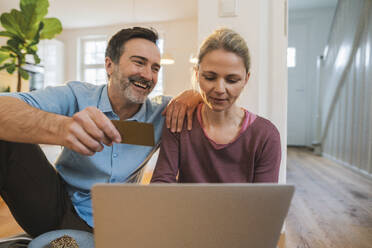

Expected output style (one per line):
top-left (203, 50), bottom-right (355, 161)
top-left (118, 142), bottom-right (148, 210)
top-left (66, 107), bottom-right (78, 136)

top-left (197, 28), bottom-right (251, 73)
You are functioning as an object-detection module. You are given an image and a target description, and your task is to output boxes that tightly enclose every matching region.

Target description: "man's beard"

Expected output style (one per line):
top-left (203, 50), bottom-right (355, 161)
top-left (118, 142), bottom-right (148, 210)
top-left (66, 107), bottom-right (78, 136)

top-left (118, 74), bottom-right (155, 104)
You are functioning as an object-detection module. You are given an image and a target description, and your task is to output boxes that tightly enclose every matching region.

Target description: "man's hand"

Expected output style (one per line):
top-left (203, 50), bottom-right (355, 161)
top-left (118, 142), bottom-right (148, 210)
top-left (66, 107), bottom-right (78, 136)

top-left (162, 90), bottom-right (202, 133)
top-left (0, 97), bottom-right (120, 156)
top-left (60, 107), bottom-right (121, 156)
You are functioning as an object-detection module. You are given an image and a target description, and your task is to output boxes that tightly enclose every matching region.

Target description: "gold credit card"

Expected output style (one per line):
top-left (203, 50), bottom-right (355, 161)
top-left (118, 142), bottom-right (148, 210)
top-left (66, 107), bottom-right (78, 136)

top-left (111, 120), bottom-right (155, 147)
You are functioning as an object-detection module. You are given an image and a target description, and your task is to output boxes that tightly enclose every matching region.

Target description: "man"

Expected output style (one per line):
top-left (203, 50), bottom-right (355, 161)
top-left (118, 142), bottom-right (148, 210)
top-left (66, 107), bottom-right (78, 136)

top-left (0, 27), bottom-right (200, 237)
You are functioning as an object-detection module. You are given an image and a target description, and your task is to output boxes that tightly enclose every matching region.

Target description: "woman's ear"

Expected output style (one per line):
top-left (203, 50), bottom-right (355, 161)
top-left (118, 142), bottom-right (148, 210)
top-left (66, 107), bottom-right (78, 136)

top-left (194, 66), bottom-right (199, 81)
top-left (244, 72), bottom-right (250, 85)
top-left (192, 65), bottom-right (200, 90)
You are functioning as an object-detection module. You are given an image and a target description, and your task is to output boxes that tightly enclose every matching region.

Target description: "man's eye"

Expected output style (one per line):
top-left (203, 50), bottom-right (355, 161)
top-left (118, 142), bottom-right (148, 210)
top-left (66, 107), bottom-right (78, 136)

top-left (152, 67), bottom-right (160, 73)
top-left (134, 60), bottom-right (145, 65)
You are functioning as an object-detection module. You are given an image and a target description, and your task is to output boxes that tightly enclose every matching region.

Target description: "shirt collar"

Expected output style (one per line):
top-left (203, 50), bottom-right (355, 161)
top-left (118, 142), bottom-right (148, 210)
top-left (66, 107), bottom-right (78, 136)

top-left (98, 85), bottom-right (114, 113)
top-left (127, 99), bottom-right (147, 122)
top-left (98, 84), bottom-right (147, 122)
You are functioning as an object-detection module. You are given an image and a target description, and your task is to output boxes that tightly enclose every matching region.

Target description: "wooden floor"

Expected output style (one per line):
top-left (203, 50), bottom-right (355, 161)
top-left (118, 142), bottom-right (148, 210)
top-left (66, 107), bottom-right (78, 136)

top-left (282, 147), bottom-right (372, 248)
top-left (0, 198), bottom-right (24, 238)
top-left (1, 147), bottom-right (371, 248)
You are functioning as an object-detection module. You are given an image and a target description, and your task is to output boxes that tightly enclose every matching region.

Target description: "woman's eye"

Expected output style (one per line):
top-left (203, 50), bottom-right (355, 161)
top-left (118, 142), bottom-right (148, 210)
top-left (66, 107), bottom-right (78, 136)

top-left (203, 75), bottom-right (215, 81)
top-left (226, 78), bottom-right (239, 84)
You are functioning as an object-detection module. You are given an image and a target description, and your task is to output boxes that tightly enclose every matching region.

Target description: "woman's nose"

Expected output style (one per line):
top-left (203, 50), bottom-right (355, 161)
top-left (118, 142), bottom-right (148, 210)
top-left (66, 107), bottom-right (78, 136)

top-left (214, 79), bottom-right (226, 93)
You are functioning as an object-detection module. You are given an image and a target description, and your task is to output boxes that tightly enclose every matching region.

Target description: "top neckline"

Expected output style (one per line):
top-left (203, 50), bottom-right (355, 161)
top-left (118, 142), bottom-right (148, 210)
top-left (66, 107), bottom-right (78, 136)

top-left (197, 103), bottom-right (257, 149)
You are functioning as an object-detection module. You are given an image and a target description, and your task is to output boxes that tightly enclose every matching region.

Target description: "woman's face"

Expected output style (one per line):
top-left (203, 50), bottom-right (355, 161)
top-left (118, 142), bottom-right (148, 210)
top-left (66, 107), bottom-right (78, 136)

top-left (197, 49), bottom-right (250, 112)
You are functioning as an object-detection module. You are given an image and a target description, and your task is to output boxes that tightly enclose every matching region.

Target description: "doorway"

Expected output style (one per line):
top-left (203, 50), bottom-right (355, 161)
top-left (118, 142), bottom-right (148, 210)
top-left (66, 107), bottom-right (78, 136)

top-left (287, 20), bottom-right (309, 146)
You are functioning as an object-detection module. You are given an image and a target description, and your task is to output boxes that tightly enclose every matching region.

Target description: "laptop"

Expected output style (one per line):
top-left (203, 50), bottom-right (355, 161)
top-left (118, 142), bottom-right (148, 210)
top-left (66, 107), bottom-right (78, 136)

top-left (92, 184), bottom-right (294, 248)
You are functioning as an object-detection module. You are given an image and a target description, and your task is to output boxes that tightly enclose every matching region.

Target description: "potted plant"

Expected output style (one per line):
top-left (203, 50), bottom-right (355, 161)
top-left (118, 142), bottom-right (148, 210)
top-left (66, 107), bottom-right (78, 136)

top-left (0, 0), bottom-right (62, 92)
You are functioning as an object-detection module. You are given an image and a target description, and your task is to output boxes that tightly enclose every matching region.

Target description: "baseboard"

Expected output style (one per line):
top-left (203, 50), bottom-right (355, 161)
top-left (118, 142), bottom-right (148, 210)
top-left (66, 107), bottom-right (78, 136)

top-left (322, 152), bottom-right (372, 180)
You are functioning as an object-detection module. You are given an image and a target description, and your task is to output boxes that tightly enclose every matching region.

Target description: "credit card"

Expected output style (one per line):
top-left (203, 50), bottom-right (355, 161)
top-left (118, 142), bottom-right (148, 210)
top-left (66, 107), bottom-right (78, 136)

top-left (111, 120), bottom-right (155, 147)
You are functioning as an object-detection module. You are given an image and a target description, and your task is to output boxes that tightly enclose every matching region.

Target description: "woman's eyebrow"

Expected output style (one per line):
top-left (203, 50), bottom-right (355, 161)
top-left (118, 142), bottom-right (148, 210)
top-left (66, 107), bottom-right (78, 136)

top-left (226, 74), bottom-right (241, 77)
top-left (201, 71), bottom-right (217, 75)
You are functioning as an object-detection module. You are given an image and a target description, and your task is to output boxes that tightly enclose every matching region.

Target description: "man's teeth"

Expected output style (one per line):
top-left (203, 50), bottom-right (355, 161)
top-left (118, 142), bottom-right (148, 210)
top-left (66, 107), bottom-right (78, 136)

top-left (133, 81), bottom-right (148, 89)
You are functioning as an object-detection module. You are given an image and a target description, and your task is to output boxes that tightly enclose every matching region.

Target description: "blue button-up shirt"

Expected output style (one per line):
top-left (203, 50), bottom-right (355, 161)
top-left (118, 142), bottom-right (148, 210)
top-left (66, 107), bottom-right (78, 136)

top-left (2, 81), bottom-right (171, 227)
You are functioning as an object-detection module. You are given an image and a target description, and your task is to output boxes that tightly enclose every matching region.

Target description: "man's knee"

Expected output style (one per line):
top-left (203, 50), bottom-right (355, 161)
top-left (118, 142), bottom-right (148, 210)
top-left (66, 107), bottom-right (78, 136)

top-left (0, 140), bottom-right (44, 189)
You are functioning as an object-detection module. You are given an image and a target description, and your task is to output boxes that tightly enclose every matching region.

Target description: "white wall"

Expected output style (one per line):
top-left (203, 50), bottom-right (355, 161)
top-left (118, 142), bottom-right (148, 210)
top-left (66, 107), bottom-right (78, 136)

top-left (38, 39), bottom-right (65, 87)
top-left (288, 7), bottom-right (336, 146)
top-left (57, 18), bottom-right (198, 97)
top-left (198, 0), bottom-right (288, 183)
top-left (321, 0), bottom-right (372, 177)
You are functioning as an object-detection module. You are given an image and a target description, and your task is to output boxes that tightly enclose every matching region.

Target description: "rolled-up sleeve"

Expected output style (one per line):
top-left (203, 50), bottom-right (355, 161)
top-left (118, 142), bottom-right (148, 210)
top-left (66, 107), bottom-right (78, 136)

top-left (1, 84), bottom-right (77, 116)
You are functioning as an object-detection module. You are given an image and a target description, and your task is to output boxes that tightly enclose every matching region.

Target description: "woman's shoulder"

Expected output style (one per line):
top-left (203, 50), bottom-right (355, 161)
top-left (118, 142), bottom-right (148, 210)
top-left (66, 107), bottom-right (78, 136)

top-left (163, 110), bottom-right (201, 139)
top-left (249, 115), bottom-right (280, 137)
top-left (178, 103), bottom-right (203, 133)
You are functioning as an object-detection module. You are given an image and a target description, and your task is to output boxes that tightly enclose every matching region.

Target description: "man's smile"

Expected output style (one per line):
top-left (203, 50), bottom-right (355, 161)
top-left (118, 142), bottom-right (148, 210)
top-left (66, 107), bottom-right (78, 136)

top-left (132, 81), bottom-right (150, 89)
top-left (128, 76), bottom-right (153, 90)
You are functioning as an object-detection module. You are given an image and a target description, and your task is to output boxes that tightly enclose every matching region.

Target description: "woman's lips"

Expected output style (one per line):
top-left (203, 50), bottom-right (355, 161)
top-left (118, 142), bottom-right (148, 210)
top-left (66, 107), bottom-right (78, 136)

top-left (210, 97), bottom-right (228, 103)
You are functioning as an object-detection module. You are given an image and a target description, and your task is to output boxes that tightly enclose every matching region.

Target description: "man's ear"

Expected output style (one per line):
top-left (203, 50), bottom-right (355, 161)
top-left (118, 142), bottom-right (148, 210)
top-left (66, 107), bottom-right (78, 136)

top-left (105, 57), bottom-right (114, 77)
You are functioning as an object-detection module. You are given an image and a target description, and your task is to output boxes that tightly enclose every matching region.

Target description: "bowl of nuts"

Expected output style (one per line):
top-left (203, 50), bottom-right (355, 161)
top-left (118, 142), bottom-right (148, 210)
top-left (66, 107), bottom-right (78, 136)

top-left (28, 229), bottom-right (94, 248)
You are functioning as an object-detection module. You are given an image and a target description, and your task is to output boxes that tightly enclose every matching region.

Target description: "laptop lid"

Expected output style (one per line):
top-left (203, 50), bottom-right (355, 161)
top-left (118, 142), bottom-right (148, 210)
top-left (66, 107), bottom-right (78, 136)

top-left (92, 184), bottom-right (294, 248)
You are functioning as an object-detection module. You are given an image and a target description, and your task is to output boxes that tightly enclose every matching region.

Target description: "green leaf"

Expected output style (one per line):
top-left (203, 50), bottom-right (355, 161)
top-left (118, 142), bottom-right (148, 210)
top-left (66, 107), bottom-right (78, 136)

top-left (6, 64), bottom-right (16, 74)
top-left (7, 38), bottom-right (22, 51)
top-left (26, 44), bottom-right (38, 55)
top-left (40, 18), bottom-right (62, 39)
top-left (29, 22), bottom-right (44, 46)
top-left (0, 31), bottom-right (19, 39)
top-left (0, 51), bottom-right (11, 64)
top-left (0, 65), bottom-right (9, 71)
top-left (20, 0), bottom-right (49, 39)
top-left (33, 53), bottom-right (41, 64)
top-left (20, 56), bottom-right (26, 64)
top-left (2, 45), bottom-right (22, 57)
top-left (2, 32), bottom-right (25, 46)
top-left (19, 67), bottom-right (30, 80)
top-left (0, 47), bottom-right (13, 56)
top-left (2, 46), bottom-right (18, 56)
top-left (20, 0), bottom-right (49, 24)
top-left (0, 0), bottom-right (63, 72)
top-left (0, 46), bottom-right (12, 52)
top-left (0, 63), bottom-right (15, 72)
top-left (0, 11), bottom-right (25, 38)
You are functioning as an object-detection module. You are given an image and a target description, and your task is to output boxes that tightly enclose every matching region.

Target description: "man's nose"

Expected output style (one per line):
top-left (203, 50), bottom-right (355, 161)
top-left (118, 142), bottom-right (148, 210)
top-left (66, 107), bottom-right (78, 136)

top-left (140, 65), bottom-right (152, 81)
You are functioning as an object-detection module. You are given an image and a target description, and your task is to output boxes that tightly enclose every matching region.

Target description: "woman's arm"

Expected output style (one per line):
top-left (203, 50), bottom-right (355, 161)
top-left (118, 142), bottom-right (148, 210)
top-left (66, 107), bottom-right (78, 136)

top-left (150, 124), bottom-right (181, 183)
top-left (253, 125), bottom-right (281, 183)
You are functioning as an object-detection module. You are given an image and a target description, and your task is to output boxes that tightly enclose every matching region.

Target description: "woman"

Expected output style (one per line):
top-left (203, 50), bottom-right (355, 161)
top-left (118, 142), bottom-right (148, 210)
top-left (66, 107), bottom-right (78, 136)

top-left (151, 28), bottom-right (281, 183)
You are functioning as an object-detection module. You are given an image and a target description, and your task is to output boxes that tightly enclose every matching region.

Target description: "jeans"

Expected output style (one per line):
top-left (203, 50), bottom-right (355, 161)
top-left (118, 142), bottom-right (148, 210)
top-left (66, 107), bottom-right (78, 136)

top-left (0, 140), bottom-right (92, 238)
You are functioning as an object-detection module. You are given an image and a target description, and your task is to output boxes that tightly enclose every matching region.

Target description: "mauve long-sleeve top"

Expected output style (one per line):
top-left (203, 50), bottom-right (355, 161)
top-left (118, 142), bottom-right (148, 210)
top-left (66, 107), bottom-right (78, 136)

top-left (151, 104), bottom-right (281, 183)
